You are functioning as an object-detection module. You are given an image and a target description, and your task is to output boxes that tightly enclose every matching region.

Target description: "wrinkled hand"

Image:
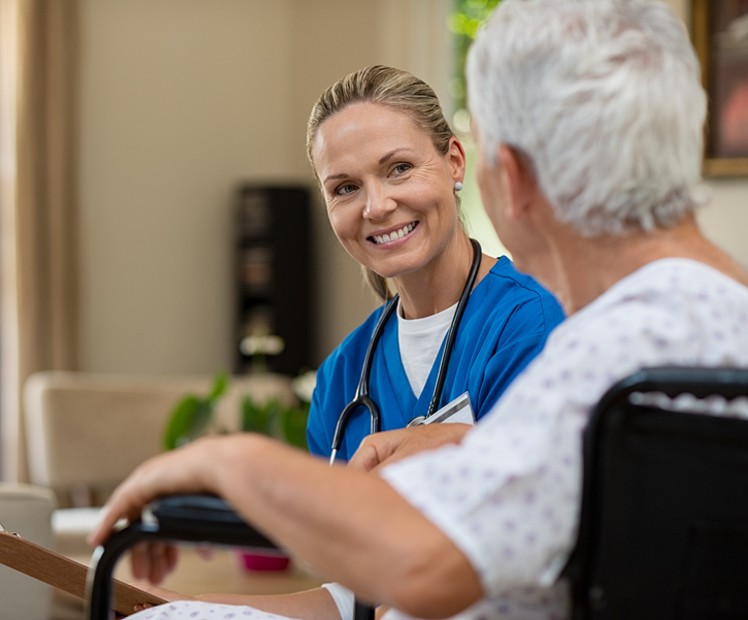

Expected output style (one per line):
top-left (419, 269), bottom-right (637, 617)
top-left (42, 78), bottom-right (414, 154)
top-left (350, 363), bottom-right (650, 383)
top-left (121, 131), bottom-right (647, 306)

top-left (128, 541), bottom-right (180, 584)
top-left (88, 436), bottom-right (227, 568)
top-left (348, 423), bottom-right (472, 472)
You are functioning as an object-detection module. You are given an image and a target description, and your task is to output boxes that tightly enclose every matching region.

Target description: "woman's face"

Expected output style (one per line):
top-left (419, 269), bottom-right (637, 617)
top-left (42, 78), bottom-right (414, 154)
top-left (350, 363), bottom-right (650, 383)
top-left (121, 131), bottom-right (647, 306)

top-left (311, 102), bottom-right (465, 282)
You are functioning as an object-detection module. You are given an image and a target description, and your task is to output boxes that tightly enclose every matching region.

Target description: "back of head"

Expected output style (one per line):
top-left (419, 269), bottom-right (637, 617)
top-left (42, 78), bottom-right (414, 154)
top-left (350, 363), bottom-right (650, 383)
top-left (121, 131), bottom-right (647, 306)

top-left (467, 0), bottom-right (707, 237)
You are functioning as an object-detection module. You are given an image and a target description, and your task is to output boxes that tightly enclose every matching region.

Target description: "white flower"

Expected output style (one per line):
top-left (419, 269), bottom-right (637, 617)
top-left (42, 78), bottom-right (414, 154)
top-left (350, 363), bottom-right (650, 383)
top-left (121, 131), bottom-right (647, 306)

top-left (291, 370), bottom-right (317, 403)
top-left (240, 334), bottom-right (285, 356)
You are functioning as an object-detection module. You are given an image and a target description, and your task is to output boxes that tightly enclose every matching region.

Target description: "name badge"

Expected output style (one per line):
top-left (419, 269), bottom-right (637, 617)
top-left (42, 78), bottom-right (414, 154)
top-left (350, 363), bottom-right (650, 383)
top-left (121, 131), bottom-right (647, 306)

top-left (408, 392), bottom-right (475, 427)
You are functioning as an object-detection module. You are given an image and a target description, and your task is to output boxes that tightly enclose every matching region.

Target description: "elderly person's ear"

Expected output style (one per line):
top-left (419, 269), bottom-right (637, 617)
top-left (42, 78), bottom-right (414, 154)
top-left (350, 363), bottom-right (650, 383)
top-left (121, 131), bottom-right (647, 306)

top-left (497, 144), bottom-right (538, 219)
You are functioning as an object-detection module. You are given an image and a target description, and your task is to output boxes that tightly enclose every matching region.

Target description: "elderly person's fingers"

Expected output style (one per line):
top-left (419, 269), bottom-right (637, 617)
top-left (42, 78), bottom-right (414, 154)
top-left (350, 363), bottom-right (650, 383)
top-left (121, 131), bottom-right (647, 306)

top-left (130, 541), bottom-right (179, 584)
top-left (348, 430), bottom-right (405, 472)
top-left (89, 438), bottom-right (219, 549)
top-left (348, 424), bottom-right (472, 472)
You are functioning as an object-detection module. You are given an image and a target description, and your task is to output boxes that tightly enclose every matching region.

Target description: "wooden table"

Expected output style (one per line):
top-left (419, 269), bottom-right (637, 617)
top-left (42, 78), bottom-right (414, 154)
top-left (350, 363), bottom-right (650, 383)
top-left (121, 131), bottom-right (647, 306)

top-left (110, 547), bottom-right (323, 597)
top-left (54, 547), bottom-right (324, 619)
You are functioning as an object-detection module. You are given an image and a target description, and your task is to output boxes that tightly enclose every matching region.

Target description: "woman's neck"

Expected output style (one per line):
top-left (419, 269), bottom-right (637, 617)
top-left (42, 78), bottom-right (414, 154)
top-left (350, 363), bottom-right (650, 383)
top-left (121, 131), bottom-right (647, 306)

top-left (394, 236), bottom-right (495, 319)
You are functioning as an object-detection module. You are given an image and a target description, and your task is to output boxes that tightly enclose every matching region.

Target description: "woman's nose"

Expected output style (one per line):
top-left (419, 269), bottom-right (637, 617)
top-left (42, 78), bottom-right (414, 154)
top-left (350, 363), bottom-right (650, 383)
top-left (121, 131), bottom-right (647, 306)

top-left (363, 184), bottom-right (396, 220)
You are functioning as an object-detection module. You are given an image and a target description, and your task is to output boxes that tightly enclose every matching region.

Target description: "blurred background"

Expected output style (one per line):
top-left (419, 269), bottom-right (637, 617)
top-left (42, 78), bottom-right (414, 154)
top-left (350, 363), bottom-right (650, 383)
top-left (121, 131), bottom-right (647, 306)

top-left (1, 0), bottom-right (746, 480)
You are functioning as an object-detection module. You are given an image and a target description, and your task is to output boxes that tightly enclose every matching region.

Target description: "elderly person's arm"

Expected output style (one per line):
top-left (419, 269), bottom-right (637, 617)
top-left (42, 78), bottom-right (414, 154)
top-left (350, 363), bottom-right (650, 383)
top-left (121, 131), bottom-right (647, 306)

top-left (90, 434), bottom-right (483, 619)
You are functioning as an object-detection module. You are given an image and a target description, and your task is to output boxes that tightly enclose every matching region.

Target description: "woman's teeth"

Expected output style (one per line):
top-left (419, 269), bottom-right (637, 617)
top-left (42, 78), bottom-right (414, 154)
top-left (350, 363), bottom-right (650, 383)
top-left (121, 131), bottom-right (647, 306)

top-left (372, 223), bottom-right (416, 245)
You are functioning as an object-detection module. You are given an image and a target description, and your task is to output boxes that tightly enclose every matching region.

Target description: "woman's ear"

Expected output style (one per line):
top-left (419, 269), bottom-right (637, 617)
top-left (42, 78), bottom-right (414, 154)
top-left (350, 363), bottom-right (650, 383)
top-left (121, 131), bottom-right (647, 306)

top-left (447, 136), bottom-right (467, 184)
top-left (497, 144), bottom-right (537, 221)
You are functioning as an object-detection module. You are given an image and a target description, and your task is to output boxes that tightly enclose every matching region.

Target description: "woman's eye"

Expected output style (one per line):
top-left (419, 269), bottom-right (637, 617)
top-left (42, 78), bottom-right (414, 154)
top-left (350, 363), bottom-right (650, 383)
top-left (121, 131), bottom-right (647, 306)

top-left (392, 162), bottom-right (413, 176)
top-left (335, 183), bottom-right (357, 196)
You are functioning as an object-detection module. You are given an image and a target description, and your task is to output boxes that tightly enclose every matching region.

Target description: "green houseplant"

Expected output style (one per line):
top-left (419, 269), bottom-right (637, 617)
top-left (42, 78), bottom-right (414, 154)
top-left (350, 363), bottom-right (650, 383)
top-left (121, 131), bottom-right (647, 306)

top-left (163, 372), bottom-right (313, 451)
top-left (162, 370), bottom-right (315, 571)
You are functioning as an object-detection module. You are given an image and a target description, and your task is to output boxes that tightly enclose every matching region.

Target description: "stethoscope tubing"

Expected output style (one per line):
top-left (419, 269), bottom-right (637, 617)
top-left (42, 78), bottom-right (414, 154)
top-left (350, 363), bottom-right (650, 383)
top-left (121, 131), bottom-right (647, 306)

top-left (425, 237), bottom-right (482, 417)
top-left (329, 238), bottom-right (482, 463)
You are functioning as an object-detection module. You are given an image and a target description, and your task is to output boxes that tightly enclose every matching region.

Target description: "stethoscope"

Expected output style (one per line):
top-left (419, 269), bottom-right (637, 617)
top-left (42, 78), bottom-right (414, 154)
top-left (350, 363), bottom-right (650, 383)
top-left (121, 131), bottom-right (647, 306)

top-left (329, 238), bottom-right (482, 464)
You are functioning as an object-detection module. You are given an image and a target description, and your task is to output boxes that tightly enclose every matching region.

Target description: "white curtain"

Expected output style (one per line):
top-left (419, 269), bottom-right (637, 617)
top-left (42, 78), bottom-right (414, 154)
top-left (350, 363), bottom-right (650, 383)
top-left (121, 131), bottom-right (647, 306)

top-left (0, 0), bottom-right (79, 481)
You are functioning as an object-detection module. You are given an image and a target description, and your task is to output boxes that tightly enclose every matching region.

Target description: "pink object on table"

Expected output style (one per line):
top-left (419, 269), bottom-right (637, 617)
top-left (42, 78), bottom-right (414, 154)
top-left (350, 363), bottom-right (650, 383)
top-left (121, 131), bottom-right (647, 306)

top-left (238, 551), bottom-right (291, 571)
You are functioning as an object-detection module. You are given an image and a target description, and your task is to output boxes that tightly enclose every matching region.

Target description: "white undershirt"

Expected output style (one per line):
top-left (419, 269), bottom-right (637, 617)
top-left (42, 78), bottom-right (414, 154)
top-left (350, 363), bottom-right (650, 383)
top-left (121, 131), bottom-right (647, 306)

top-left (321, 302), bottom-right (458, 619)
top-left (397, 299), bottom-right (457, 397)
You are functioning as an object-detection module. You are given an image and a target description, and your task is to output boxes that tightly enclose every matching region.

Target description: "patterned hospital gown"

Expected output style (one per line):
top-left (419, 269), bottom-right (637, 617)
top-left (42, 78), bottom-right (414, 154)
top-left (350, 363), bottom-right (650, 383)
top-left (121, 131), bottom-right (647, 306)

top-left (129, 259), bottom-right (748, 620)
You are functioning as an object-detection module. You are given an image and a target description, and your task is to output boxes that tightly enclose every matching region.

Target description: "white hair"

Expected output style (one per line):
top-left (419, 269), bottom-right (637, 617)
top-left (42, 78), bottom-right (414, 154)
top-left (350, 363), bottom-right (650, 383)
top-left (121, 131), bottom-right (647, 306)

top-left (467, 0), bottom-right (708, 237)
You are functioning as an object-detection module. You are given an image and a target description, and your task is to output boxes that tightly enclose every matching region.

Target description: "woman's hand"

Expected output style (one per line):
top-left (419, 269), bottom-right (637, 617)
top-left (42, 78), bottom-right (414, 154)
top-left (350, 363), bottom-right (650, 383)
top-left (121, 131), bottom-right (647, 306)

top-left (347, 423), bottom-right (471, 472)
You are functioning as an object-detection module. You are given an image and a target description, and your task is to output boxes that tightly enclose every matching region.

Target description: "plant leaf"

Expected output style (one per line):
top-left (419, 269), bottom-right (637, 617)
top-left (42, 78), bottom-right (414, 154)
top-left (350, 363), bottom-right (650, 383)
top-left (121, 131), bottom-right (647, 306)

top-left (163, 395), bottom-right (202, 450)
top-left (240, 396), bottom-right (275, 436)
top-left (186, 399), bottom-right (214, 443)
top-left (280, 405), bottom-right (309, 450)
top-left (208, 372), bottom-right (229, 403)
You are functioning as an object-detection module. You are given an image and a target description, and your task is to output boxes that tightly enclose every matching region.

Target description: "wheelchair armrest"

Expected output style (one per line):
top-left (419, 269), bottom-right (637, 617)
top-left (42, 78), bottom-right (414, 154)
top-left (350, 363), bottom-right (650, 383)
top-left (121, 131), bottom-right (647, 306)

top-left (144, 494), bottom-right (278, 549)
top-left (143, 495), bottom-right (376, 620)
top-left (86, 494), bottom-right (280, 620)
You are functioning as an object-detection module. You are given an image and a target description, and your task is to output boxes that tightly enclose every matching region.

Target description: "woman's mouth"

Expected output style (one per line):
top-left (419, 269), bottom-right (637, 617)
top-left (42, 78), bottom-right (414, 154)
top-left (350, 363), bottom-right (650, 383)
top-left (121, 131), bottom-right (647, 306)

top-left (369, 222), bottom-right (417, 245)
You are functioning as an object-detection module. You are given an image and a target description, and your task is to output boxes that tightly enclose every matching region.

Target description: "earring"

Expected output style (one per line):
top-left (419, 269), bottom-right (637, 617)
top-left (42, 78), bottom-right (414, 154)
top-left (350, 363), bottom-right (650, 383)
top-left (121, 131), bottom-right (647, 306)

top-left (454, 181), bottom-right (464, 192)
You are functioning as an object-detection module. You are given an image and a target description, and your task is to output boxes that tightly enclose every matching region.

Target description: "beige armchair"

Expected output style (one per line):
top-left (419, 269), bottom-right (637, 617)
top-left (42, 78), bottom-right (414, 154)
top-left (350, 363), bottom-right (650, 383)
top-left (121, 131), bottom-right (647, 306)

top-left (23, 371), bottom-right (295, 556)
top-left (0, 483), bottom-right (55, 620)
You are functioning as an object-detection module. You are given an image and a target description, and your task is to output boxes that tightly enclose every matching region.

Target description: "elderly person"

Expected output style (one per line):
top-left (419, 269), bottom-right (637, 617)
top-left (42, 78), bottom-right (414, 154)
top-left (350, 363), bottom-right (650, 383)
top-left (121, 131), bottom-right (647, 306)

top-left (91, 1), bottom-right (748, 619)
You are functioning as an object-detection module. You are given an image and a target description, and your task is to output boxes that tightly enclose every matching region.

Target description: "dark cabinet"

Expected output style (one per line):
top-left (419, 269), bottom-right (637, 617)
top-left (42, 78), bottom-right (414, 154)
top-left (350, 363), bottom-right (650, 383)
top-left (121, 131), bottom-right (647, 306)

top-left (234, 184), bottom-right (314, 376)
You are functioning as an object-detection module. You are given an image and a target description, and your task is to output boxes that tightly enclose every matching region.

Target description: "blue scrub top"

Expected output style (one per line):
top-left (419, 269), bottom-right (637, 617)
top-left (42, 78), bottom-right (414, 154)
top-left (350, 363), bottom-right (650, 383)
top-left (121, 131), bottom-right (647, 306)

top-left (307, 256), bottom-right (565, 461)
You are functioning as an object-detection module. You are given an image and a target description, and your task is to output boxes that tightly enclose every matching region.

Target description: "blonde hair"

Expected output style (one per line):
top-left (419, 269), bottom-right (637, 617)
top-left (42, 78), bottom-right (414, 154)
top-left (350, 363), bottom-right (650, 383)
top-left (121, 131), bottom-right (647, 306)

top-left (307, 65), bottom-right (456, 300)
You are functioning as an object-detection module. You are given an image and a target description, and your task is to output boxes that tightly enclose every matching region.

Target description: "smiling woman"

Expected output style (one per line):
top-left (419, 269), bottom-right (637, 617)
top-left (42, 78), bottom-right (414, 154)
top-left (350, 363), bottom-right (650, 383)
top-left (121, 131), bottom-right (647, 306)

top-left (304, 66), bottom-right (564, 465)
top-left (312, 101), bottom-right (467, 298)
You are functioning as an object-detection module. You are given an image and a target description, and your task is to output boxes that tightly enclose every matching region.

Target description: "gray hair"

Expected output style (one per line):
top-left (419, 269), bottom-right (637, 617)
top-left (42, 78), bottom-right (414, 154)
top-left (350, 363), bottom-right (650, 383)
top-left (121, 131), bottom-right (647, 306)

top-left (467, 0), bottom-right (707, 237)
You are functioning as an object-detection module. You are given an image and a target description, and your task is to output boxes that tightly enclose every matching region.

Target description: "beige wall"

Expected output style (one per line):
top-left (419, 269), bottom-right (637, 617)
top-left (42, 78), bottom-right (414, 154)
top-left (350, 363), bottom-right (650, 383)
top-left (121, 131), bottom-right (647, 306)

top-left (77, 0), bottom-right (748, 377)
top-left (79, 0), bottom-right (295, 375)
top-left (77, 0), bottom-right (450, 375)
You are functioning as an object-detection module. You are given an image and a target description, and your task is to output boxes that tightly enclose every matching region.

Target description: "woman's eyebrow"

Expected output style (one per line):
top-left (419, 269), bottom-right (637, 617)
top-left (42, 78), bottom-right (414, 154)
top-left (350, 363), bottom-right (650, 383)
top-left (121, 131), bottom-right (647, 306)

top-left (322, 172), bottom-right (348, 184)
top-left (323, 147), bottom-right (416, 184)
top-left (378, 148), bottom-right (412, 164)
